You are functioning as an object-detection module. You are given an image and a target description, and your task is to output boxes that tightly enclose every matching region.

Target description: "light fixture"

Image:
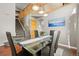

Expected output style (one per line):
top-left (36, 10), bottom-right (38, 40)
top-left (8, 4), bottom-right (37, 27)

top-left (43, 13), bottom-right (48, 17)
top-left (38, 5), bottom-right (45, 14)
top-left (39, 10), bottom-right (44, 14)
top-left (32, 5), bottom-right (39, 11)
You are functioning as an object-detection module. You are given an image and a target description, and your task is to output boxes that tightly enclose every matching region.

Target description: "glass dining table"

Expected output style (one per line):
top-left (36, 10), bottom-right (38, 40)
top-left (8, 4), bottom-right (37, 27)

top-left (13, 35), bottom-right (52, 56)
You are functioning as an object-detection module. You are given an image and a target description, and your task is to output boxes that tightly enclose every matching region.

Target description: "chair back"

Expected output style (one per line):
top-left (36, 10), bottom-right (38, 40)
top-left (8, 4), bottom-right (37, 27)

top-left (6, 32), bottom-right (17, 56)
top-left (54, 31), bottom-right (61, 53)
top-left (50, 30), bottom-right (55, 43)
top-left (48, 30), bottom-right (55, 55)
top-left (34, 30), bottom-right (39, 38)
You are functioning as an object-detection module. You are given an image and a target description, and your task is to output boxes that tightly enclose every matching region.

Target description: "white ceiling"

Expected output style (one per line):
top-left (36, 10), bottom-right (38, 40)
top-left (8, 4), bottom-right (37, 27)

top-left (15, 3), bottom-right (64, 11)
top-left (16, 3), bottom-right (29, 11)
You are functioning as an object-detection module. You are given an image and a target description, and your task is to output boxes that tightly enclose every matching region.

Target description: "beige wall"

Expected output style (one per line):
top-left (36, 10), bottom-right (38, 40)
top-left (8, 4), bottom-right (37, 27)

top-left (76, 4), bottom-right (79, 52)
top-left (43, 4), bottom-right (76, 45)
top-left (0, 3), bottom-right (15, 45)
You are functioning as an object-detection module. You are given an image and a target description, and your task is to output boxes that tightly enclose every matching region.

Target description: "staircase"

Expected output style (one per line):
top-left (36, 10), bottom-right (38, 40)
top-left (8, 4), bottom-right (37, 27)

top-left (14, 10), bottom-right (31, 40)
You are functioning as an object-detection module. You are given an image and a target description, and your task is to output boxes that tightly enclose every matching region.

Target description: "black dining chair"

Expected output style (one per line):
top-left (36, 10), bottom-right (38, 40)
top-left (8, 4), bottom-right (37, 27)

top-left (49, 30), bottom-right (55, 56)
top-left (53, 31), bottom-right (61, 53)
top-left (34, 30), bottom-right (39, 38)
top-left (49, 30), bottom-right (61, 56)
top-left (6, 32), bottom-right (26, 56)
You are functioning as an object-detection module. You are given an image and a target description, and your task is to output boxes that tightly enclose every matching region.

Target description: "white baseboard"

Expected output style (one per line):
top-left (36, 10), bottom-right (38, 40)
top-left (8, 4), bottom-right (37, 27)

top-left (58, 43), bottom-right (77, 50)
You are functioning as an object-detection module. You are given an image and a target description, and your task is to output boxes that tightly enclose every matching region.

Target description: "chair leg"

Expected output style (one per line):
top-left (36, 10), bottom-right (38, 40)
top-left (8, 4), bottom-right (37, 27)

top-left (48, 43), bottom-right (54, 56)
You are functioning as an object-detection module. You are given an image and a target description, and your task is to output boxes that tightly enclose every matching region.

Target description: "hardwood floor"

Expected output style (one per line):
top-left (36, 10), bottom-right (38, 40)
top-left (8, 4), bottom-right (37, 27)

top-left (0, 45), bottom-right (22, 56)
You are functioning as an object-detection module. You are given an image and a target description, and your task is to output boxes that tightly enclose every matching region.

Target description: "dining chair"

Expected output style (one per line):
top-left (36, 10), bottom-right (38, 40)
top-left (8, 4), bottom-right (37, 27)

top-left (49, 30), bottom-right (61, 56)
top-left (6, 32), bottom-right (26, 56)
top-left (49, 30), bottom-right (55, 56)
top-left (34, 30), bottom-right (39, 38)
top-left (53, 31), bottom-right (61, 53)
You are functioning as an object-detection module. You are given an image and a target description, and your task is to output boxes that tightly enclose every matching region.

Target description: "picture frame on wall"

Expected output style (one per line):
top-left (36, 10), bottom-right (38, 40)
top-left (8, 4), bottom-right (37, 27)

top-left (48, 17), bottom-right (65, 30)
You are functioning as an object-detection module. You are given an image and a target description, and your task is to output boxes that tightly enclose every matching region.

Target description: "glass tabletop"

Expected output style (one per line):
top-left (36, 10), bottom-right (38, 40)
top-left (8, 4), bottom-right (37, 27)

top-left (18, 35), bottom-right (52, 55)
top-left (22, 40), bottom-right (50, 55)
